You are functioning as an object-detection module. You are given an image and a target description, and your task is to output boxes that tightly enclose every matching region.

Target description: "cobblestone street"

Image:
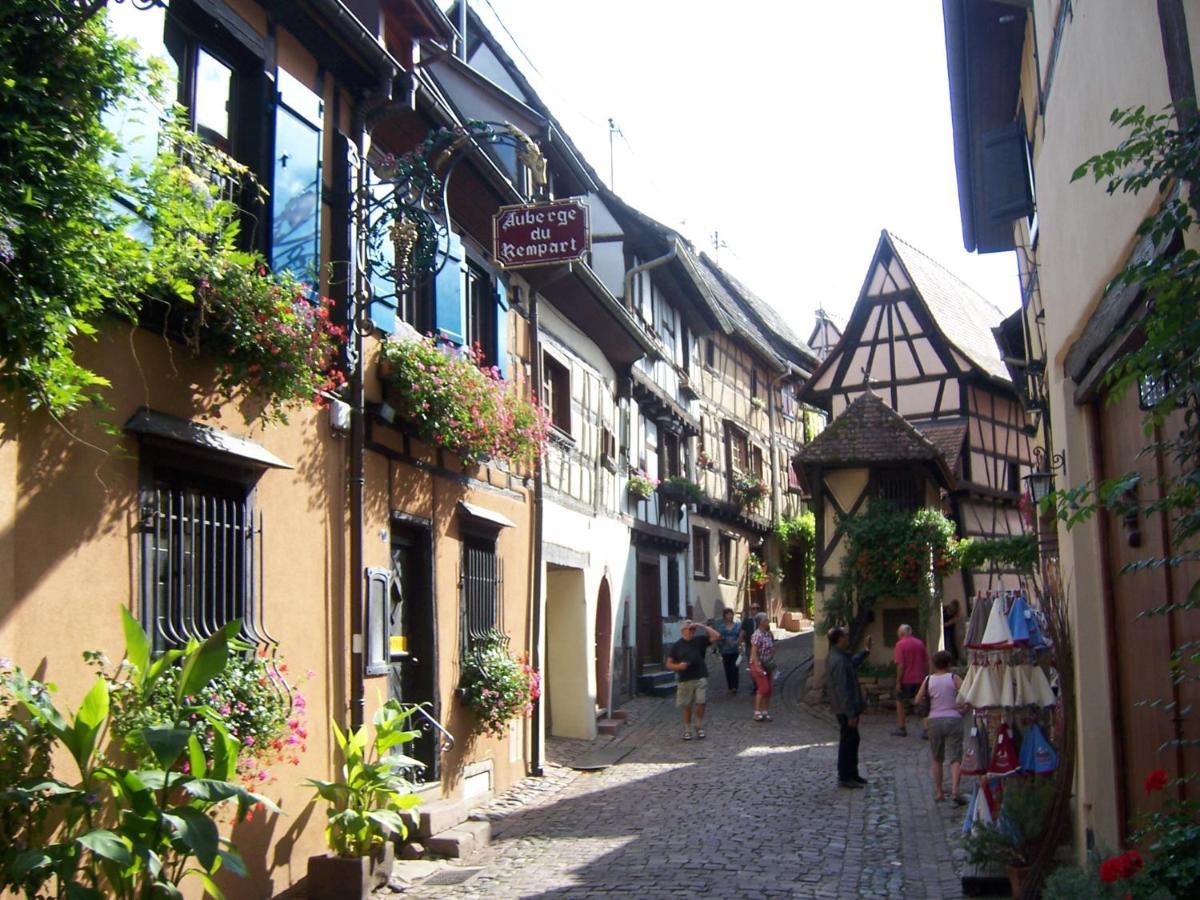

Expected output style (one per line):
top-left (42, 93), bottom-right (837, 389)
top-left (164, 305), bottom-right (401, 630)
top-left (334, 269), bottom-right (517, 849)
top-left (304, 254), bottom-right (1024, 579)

top-left (384, 633), bottom-right (978, 899)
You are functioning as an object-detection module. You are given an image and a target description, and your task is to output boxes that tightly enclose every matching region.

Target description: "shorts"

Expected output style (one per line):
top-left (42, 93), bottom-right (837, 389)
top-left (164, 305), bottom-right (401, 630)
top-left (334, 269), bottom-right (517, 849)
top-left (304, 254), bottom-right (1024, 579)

top-left (751, 665), bottom-right (773, 698)
top-left (928, 717), bottom-right (963, 763)
top-left (675, 677), bottom-right (708, 708)
top-left (898, 683), bottom-right (922, 705)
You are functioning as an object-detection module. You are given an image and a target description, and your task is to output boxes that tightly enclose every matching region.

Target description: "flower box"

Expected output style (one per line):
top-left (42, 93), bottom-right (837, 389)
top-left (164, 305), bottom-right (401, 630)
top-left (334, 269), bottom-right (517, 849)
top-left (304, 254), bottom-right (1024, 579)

top-left (657, 476), bottom-right (703, 505)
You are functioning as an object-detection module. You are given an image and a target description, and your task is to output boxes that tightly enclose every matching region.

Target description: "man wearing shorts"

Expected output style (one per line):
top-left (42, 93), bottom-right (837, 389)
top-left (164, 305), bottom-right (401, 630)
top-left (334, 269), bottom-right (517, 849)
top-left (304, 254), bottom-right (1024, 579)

top-left (892, 624), bottom-right (928, 737)
top-left (666, 619), bottom-right (721, 740)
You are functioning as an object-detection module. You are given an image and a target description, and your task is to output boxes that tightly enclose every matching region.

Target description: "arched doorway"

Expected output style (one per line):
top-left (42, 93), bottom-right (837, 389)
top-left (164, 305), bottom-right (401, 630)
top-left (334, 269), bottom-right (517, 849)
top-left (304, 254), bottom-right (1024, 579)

top-left (595, 578), bottom-right (613, 713)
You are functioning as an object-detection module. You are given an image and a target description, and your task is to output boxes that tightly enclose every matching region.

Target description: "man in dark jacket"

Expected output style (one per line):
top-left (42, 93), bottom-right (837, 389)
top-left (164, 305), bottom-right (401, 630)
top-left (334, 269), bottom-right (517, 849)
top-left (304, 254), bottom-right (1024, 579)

top-left (826, 626), bottom-right (872, 788)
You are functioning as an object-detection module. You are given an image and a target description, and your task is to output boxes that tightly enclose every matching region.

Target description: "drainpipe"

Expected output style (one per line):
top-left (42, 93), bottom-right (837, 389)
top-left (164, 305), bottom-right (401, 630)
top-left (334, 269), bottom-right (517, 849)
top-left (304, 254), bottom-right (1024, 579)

top-left (529, 289), bottom-right (545, 777)
top-left (349, 80), bottom-right (395, 730)
top-left (622, 240), bottom-right (678, 312)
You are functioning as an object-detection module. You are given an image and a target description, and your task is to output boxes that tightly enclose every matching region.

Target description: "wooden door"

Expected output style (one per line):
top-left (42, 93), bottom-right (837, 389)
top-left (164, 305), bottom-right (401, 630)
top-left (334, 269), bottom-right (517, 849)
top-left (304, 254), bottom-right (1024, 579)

top-left (388, 524), bottom-right (438, 783)
top-left (595, 579), bottom-right (612, 712)
top-left (636, 561), bottom-right (662, 668)
top-left (1097, 389), bottom-right (1200, 828)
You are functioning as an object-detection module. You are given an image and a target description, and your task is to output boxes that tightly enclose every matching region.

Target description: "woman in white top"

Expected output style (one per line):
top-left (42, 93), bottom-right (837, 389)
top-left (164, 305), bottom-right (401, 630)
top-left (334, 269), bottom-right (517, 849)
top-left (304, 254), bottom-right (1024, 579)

top-left (914, 650), bottom-right (966, 804)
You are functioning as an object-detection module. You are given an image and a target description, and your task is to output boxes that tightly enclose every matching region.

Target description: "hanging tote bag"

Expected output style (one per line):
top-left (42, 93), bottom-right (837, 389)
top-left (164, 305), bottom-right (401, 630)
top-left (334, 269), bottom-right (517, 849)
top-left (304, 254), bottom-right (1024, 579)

top-left (987, 722), bottom-right (1020, 777)
top-left (960, 719), bottom-right (990, 776)
top-left (1018, 723), bottom-right (1059, 775)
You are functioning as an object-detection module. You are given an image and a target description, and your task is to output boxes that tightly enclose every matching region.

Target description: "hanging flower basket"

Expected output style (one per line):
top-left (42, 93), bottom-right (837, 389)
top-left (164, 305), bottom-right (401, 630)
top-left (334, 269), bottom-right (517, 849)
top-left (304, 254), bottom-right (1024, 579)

top-left (732, 473), bottom-right (767, 507)
top-left (459, 630), bottom-right (540, 737)
top-left (627, 471), bottom-right (658, 500)
top-left (747, 555), bottom-right (770, 590)
top-left (658, 476), bottom-right (703, 505)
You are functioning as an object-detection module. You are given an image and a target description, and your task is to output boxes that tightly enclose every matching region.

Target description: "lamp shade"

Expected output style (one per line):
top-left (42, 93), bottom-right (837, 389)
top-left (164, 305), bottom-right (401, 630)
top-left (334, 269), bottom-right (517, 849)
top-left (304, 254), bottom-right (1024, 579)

top-left (1024, 469), bottom-right (1055, 503)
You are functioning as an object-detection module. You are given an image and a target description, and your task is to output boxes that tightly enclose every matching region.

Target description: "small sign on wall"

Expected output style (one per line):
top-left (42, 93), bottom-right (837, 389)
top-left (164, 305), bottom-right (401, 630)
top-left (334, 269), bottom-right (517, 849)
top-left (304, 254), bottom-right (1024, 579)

top-left (493, 198), bottom-right (590, 269)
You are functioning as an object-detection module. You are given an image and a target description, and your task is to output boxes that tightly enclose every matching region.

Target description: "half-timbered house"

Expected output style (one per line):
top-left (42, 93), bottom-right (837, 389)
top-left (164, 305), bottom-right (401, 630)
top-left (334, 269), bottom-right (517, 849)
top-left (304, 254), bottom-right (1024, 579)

top-left (693, 253), bottom-right (820, 625)
top-left (808, 308), bottom-right (846, 363)
top-left (802, 230), bottom-right (1033, 616)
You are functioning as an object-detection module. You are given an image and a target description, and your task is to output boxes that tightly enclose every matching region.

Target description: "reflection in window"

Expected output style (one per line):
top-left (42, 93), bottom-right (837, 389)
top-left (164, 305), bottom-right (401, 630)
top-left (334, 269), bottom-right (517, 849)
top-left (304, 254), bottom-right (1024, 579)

top-left (271, 71), bottom-right (322, 285)
top-left (194, 50), bottom-right (233, 152)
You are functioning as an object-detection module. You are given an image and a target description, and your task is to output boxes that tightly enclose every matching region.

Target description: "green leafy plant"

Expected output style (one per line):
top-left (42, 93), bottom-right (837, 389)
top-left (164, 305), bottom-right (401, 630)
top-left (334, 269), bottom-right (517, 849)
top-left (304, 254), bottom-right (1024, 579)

top-left (774, 512), bottom-right (816, 613)
top-left (746, 555), bottom-right (769, 591)
top-left (953, 533), bottom-right (1038, 575)
top-left (0, 610), bottom-right (275, 899)
top-left (99, 646), bottom-right (309, 791)
top-left (658, 475), bottom-right (702, 505)
top-left (459, 630), bottom-right (540, 738)
top-left (306, 700), bottom-right (423, 859)
top-left (379, 336), bottom-right (547, 468)
top-left (962, 776), bottom-right (1055, 869)
top-left (821, 501), bottom-right (960, 645)
top-left (626, 470), bottom-right (657, 500)
top-left (0, 2), bottom-right (146, 415)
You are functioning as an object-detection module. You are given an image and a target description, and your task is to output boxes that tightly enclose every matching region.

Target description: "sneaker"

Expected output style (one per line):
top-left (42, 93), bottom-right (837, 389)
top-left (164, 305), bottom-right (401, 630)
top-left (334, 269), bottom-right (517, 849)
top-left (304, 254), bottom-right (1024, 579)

top-left (890, 728), bottom-right (908, 737)
top-left (838, 780), bottom-right (864, 790)
top-left (682, 730), bottom-right (692, 741)
top-left (696, 728), bottom-right (706, 739)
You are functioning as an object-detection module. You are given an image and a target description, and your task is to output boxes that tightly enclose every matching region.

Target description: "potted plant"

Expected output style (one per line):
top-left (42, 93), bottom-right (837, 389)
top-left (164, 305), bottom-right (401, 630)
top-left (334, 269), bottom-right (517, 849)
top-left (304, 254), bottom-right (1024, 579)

top-left (459, 630), bottom-right (540, 737)
top-left (746, 555), bottom-right (770, 591)
top-left (626, 470), bottom-right (658, 501)
top-left (658, 475), bottom-right (703, 506)
top-left (305, 701), bottom-right (423, 899)
top-left (963, 776), bottom-right (1055, 898)
top-left (732, 472), bottom-right (767, 507)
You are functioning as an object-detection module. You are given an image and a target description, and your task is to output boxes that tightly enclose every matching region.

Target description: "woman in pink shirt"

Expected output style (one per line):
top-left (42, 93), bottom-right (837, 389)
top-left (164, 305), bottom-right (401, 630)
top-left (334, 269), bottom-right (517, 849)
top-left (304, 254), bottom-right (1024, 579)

top-left (914, 650), bottom-right (966, 803)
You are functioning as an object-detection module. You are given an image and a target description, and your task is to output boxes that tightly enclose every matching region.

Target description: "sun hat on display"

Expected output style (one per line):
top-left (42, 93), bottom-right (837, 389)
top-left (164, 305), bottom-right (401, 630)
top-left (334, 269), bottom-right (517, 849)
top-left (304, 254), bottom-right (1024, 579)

top-left (978, 600), bottom-right (1014, 649)
top-left (960, 719), bottom-right (990, 776)
top-left (997, 663), bottom-right (1016, 708)
top-left (961, 661), bottom-right (1002, 708)
top-left (1018, 723), bottom-right (1058, 775)
top-left (987, 722), bottom-right (1020, 776)
top-left (963, 595), bottom-right (993, 649)
top-left (1006, 596), bottom-right (1032, 645)
top-left (1015, 664), bottom-right (1057, 707)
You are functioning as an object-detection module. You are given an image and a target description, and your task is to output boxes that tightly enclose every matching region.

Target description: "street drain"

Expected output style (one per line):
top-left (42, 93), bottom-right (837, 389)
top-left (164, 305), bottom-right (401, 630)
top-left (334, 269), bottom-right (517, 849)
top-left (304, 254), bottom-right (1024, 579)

top-left (424, 868), bottom-right (482, 886)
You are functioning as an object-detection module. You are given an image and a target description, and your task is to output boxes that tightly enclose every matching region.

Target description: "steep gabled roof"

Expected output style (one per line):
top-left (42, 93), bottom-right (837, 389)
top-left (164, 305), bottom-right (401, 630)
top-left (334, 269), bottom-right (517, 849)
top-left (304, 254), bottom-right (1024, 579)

top-left (888, 232), bottom-right (1009, 382)
top-left (916, 422), bottom-right (968, 475)
top-left (698, 253), bottom-right (819, 372)
top-left (692, 253), bottom-right (785, 371)
top-left (797, 392), bottom-right (955, 486)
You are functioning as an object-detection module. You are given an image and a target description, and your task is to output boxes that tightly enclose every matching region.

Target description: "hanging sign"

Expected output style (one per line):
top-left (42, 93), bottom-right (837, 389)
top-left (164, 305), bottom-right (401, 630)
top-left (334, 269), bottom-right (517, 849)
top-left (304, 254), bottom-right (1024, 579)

top-left (493, 198), bottom-right (590, 269)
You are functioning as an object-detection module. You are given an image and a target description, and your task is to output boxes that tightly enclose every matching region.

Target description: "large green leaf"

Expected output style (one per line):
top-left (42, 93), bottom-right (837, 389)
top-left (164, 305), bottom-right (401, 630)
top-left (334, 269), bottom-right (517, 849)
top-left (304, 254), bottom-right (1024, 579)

top-left (305, 779), bottom-right (351, 803)
top-left (176, 628), bottom-right (228, 703)
top-left (121, 606), bottom-right (151, 680)
top-left (191, 870), bottom-right (226, 900)
top-left (217, 845), bottom-right (248, 879)
top-left (367, 809), bottom-right (408, 836)
top-left (71, 676), bottom-right (110, 769)
top-left (147, 648), bottom-right (184, 684)
top-left (77, 828), bottom-right (133, 866)
top-left (187, 734), bottom-right (208, 780)
top-left (141, 726), bottom-right (192, 769)
top-left (10, 848), bottom-right (52, 880)
top-left (165, 807), bottom-right (219, 870)
top-left (65, 884), bottom-right (104, 900)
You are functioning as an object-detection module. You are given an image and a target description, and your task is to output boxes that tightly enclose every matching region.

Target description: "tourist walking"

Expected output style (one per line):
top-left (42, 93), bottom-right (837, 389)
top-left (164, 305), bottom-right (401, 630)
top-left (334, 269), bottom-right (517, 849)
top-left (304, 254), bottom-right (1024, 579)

top-left (892, 624), bottom-right (928, 737)
top-left (665, 619), bottom-right (721, 740)
top-left (740, 601), bottom-right (761, 693)
top-left (914, 650), bottom-right (966, 803)
top-left (748, 612), bottom-right (776, 722)
top-left (715, 608), bottom-right (742, 694)
top-left (827, 627), bottom-right (872, 788)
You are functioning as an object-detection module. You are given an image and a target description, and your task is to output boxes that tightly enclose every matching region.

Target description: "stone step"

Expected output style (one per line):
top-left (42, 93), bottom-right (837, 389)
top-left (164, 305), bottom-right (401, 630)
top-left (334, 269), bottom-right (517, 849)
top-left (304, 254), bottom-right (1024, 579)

top-left (400, 796), bottom-right (472, 840)
top-left (425, 819), bottom-right (492, 860)
top-left (596, 717), bottom-right (624, 736)
top-left (637, 668), bottom-right (677, 697)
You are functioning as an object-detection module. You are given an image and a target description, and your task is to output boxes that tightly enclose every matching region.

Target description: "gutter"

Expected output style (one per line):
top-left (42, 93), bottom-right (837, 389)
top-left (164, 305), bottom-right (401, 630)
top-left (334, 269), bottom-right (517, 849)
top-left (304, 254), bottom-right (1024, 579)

top-left (305, 0), bottom-right (402, 79)
top-left (622, 241), bottom-right (678, 309)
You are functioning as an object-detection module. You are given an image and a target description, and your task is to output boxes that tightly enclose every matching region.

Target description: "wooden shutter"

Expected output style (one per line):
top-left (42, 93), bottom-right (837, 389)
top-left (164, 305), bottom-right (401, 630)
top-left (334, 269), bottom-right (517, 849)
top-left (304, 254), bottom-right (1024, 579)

top-left (434, 231), bottom-right (465, 345)
top-left (982, 122), bottom-right (1034, 224)
top-left (495, 278), bottom-right (509, 379)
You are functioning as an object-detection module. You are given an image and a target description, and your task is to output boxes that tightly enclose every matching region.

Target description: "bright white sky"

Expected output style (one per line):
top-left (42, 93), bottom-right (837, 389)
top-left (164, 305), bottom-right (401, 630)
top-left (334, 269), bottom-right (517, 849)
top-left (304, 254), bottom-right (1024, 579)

top-left (458, 0), bottom-right (1022, 345)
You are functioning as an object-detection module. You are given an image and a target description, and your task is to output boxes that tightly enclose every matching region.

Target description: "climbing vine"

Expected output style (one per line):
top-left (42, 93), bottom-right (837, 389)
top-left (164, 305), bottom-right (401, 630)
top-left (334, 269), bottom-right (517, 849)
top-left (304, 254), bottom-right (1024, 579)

top-left (774, 511), bottom-right (816, 612)
top-left (820, 502), bottom-right (960, 645)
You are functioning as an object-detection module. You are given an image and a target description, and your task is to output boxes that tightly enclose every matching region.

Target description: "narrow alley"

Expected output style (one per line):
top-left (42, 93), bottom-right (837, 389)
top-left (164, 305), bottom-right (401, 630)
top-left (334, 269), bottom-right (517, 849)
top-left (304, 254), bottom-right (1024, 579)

top-left (383, 633), bottom-right (972, 899)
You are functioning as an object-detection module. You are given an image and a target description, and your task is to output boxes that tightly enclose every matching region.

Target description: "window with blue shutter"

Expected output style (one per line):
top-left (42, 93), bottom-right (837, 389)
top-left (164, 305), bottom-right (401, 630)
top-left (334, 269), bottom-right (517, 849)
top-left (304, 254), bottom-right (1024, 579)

top-left (366, 172), bottom-right (397, 334)
top-left (434, 231), bottom-right (466, 345)
top-left (271, 70), bottom-right (322, 286)
top-left (494, 280), bottom-right (510, 379)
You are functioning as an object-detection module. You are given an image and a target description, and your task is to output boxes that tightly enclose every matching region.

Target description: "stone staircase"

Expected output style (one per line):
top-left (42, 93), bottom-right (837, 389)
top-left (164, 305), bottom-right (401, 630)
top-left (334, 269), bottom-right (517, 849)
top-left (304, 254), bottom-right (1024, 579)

top-left (400, 796), bottom-right (491, 861)
top-left (636, 665), bottom-right (676, 698)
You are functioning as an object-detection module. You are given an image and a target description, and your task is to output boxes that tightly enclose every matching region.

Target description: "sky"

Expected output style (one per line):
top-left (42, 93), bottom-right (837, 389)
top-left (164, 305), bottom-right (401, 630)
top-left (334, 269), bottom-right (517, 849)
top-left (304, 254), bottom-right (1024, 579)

top-left (457, 0), bottom-right (1023, 345)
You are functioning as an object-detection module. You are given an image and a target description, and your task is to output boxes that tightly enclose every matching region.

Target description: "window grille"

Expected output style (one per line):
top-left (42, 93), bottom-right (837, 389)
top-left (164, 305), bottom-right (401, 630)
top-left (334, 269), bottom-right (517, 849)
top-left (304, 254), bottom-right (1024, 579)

top-left (876, 469), bottom-right (920, 511)
top-left (461, 536), bottom-right (502, 650)
top-left (140, 476), bottom-right (272, 653)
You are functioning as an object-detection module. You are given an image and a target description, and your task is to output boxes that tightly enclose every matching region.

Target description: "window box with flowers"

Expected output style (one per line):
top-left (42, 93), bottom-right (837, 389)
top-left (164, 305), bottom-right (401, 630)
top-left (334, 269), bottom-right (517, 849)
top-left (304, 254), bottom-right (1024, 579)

top-left (627, 470), bottom-right (658, 500)
top-left (732, 472), bottom-right (768, 507)
top-left (458, 630), bottom-right (540, 737)
top-left (658, 476), bottom-right (703, 506)
top-left (378, 336), bottom-right (548, 469)
top-left (746, 554), bottom-right (770, 591)
top-left (750, 396), bottom-right (767, 413)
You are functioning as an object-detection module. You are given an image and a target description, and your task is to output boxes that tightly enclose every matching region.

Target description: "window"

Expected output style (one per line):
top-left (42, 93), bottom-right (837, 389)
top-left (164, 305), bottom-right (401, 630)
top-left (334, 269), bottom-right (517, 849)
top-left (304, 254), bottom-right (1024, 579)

top-left (601, 426), bottom-right (617, 469)
top-left (543, 352), bottom-right (571, 434)
top-left (728, 424), bottom-right (749, 473)
top-left (465, 262), bottom-right (496, 359)
top-left (705, 339), bottom-right (715, 368)
top-left (139, 464), bottom-right (260, 653)
top-left (750, 368), bottom-right (759, 399)
top-left (876, 468), bottom-right (920, 510)
top-left (1007, 461), bottom-right (1022, 494)
top-left (788, 455), bottom-right (804, 494)
top-left (660, 430), bottom-right (680, 478)
top-left (271, 69), bottom-right (323, 284)
top-left (751, 445), bottom-right (764, 479)
top-left (718, 533), bottom-right (734, 581)
top-left (666, 557), bottom-right (680, 618)
top-left (781, 384), bottom-right (797, 419)
top-left (461, 534), bottom-right (501, 649)
top-left (693, 528), bottom-right (711, 579)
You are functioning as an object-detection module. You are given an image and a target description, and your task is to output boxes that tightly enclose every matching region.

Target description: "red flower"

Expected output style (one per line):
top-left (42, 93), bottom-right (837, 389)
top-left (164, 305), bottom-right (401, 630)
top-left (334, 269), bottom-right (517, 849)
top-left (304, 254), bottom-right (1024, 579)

top-left (1144, 768), bottom-right (1168, 794)
top-left (1099, 851), bottom-right (1143, 883)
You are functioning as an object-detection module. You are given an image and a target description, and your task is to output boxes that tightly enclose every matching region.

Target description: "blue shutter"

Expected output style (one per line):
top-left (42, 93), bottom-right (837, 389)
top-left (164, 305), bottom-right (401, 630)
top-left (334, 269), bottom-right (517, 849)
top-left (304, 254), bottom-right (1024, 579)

top-left (434, 231), bottom-right (465, 345)
top-left (495, 280), bottom-right (510, 379)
